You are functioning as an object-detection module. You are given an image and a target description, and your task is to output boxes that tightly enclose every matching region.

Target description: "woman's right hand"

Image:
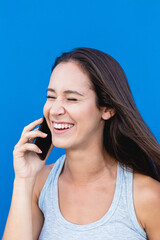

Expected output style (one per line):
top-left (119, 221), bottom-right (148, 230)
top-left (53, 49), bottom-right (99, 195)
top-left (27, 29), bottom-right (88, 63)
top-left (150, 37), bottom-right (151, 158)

top-left (13, 118), bottom-right (54, 180)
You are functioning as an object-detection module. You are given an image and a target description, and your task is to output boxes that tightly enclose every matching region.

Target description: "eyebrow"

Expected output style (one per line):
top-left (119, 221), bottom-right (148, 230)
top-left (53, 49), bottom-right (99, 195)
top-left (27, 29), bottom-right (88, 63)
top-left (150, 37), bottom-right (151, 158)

top-left (46, 88), bottom-right (84, 96)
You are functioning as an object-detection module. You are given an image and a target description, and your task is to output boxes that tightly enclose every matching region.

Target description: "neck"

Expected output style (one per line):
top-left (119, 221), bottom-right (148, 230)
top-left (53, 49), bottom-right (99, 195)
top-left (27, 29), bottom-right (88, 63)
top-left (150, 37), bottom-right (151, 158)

top-left (62, 144), bottom-right (117, 185)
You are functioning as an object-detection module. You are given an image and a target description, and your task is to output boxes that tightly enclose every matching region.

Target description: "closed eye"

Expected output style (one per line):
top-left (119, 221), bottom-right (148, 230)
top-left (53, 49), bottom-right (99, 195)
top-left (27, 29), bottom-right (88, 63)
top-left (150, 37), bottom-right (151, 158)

top-left (46, 96), bottom-right (56, 99)
top-left (67, 98), bottom-right (78, 101)
top-left (46, 96), bottom-right (78, 101)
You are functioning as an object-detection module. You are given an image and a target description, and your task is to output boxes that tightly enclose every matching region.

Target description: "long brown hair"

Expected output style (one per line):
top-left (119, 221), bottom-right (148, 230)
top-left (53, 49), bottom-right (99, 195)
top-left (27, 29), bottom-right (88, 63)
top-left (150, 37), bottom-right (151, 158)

top-left (51, 47), bottom-right (160, 181)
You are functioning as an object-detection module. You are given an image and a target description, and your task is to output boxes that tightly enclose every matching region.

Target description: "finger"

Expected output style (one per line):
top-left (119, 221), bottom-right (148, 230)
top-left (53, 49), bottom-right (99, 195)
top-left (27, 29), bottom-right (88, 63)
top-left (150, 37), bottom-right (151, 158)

top-left (28, 138), bottom-right (33, 143)
top-left (14, 143), bottom-right (42, 156)
top-left (18, 129), bottom-right (48, 146)
top-left (21, 118), bottom-right (44, 137)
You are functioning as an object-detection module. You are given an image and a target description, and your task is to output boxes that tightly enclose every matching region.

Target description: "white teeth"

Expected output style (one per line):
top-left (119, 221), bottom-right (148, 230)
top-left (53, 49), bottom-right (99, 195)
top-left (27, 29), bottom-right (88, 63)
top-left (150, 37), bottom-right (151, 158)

top-left (53, 123), bottom-right (74, 129)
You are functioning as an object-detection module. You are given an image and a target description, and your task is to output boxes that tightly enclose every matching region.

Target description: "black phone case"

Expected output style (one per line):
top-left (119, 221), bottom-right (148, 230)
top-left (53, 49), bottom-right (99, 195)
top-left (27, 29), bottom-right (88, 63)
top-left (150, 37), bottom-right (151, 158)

top-left (33, 117), bottom-right (52, 160)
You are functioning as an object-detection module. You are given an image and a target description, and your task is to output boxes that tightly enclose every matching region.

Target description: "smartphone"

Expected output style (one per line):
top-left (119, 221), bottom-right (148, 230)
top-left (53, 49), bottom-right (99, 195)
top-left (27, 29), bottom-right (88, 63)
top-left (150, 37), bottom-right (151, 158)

top-left (33, 117), bottom-right (52, 160)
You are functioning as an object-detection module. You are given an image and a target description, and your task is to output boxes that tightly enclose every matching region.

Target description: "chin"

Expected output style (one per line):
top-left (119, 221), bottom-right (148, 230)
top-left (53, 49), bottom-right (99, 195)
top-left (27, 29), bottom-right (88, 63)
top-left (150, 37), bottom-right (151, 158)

top-left (52, 141), bottom-right (78, 150)
top-left (51, 139), bottom-right (70, 149)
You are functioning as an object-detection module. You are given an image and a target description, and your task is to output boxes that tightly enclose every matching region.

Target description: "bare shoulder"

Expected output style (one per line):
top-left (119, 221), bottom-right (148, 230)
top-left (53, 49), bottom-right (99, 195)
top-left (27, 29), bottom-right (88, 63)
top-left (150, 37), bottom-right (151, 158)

top-left (133, 172), bottom-right (160, 198)
top-left (34, 162), bottom-right (55, 200)
top-left (133, 172), bottom-right (160, 239)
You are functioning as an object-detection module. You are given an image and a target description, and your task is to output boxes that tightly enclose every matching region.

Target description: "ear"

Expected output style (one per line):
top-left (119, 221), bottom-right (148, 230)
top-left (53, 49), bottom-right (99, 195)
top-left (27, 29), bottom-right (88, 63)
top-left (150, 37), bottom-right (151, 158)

top-left (101, 107), bottom-right (116, 120)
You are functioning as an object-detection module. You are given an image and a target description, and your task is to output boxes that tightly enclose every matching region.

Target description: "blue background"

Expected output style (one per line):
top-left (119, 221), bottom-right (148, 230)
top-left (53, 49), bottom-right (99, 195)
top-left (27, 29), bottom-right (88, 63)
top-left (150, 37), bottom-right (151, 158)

top-left (0, 0), bottom-right (160, 237)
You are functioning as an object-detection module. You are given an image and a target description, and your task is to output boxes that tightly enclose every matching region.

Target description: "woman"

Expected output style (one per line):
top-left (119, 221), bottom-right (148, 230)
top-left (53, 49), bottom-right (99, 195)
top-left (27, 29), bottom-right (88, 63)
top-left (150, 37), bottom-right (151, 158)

top-left (3, 48), bottom-right (160, 240)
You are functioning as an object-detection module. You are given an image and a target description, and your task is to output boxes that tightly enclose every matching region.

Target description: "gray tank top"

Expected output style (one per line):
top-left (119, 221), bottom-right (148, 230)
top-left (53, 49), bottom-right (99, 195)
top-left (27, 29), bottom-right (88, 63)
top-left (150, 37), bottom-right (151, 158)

top-left (38, 154), bottom-right (147, 240)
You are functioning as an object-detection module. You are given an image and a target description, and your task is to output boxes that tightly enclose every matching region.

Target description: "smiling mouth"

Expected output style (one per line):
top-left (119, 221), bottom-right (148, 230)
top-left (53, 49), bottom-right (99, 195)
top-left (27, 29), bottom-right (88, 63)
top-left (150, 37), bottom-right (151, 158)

top-left (52, 125), bottom-right (74, 134)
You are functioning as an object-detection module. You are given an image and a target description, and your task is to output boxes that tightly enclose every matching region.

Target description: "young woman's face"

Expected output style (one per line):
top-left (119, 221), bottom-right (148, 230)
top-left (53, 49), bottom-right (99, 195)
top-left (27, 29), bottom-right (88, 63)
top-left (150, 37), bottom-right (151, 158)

top-left (43, 61), bottom-right (105, 150)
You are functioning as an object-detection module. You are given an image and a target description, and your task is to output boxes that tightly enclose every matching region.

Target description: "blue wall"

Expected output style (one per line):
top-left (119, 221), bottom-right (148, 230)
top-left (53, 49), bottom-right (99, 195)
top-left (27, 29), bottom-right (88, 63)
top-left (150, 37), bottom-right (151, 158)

top-left (0, 0), bottom-right (160, 237)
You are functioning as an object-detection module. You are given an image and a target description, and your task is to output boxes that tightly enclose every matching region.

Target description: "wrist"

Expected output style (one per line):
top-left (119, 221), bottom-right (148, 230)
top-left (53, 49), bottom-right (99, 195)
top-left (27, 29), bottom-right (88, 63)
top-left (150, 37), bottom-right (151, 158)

top-left (14, 177), bottom-right (36, 189)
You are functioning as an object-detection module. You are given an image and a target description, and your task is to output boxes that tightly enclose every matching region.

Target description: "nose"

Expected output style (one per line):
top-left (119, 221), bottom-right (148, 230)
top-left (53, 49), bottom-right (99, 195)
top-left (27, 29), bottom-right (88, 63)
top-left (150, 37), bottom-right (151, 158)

top-left (50, 100), bottom-right (66, 116)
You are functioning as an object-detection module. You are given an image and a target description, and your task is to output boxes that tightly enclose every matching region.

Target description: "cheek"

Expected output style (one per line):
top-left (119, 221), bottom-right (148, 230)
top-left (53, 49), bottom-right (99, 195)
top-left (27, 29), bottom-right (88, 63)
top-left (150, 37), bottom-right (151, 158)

top-left (84, 102), bottom-right (99, 117)
top-left (73, 102), bottom-right (100, 124)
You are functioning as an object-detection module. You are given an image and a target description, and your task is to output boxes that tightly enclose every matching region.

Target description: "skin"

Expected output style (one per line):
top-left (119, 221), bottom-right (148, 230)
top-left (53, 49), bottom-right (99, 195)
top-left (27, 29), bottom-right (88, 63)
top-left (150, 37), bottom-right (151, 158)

top-left (133, 173), bottom-right (160, 239)
top-left (43, 61), bottom-right (116, 183)
top-left (3, 61), bottom-right (160, 240)
top-left (42, 61), bottom-right (160, 239)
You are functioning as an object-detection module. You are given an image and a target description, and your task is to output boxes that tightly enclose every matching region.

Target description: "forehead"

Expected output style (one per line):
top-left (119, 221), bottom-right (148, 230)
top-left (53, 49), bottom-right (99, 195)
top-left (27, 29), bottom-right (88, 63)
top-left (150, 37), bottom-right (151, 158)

top-left (49, 62), bottom-right (92, 91)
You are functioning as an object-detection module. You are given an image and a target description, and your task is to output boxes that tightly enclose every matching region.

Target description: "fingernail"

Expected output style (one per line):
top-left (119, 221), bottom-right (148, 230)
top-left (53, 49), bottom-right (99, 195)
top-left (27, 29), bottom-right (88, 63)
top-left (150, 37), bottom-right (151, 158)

top-left (39, 149), bottom-right (42, 153)
top-left (43, 133), bottom-right (48, 136)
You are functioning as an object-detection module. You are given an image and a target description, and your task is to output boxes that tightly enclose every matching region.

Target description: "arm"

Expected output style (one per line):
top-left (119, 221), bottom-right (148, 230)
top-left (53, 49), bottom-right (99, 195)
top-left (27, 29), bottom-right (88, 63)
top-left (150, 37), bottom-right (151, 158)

top-left (143, 180), bottom-right (160, 240)
top-left (2, 118), bottom-right (53, 240)
top-left (2, 170), bottom-right (46, 240)
top-left (2, 178), bottom-right (36, 240)
top-left (133, 174), bottom-right (160, 240)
